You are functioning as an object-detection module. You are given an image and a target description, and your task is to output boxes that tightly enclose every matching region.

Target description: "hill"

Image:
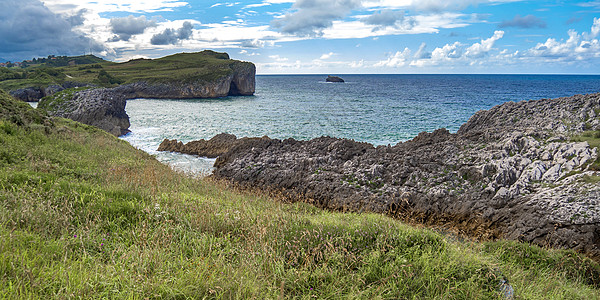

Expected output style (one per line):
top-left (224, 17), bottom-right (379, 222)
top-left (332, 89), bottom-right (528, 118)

top-left (0, 50), bottom-right (255, 100)
top-left (1, 89), bottom-right (599, 298)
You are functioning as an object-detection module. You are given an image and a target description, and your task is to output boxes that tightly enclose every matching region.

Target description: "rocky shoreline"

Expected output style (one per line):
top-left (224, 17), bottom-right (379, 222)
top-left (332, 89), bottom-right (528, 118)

top-left (158, 93), bottom-right (600, 260)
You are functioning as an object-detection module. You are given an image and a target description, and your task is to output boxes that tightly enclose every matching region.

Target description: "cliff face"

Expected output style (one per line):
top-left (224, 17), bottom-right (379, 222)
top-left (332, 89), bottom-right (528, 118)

top-left (38, 88), bottom-right (130, 136)
top-left (160, 93), bottom-right (600, 260)
top-left (112, 60), bottom-right (255, 99)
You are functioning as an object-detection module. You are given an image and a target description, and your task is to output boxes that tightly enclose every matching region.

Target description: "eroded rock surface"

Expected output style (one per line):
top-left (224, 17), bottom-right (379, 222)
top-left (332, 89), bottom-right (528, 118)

top-left (10, 82), bottom-right (92, 102)
top-left (39, 88), bottom-right (130, 136)
top-left (161, 93), bottom-right (600, 260)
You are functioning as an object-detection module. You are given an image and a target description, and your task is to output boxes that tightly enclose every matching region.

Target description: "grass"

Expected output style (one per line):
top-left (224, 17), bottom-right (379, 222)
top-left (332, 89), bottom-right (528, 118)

top-left (1, 89), bottom-right (599, 299)
top-left (0, 50), bottom-right (248, 91)
top-left (36, 86), bottom-right (94, 112)
top-left (571, 130), bottom-right (600, 171)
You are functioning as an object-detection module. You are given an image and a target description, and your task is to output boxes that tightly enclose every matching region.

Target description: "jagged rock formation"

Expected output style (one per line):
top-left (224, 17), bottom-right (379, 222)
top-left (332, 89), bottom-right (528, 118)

top-left (162, 93), bottom-right (600, 260)
top-left (326, 75), bottom-right (344, 83)
top-left (10, 82), bottom-right (92, 102)
top-left (158, 133), bottom-right (240, 158)
top-left (38, 88), bottom-right (130, 136)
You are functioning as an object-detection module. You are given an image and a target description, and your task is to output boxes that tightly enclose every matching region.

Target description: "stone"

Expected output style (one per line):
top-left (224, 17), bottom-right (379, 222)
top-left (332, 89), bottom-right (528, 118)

top-left (326, 75), bottom-right (344, 83)
top-left (162, 92), bottom-right (600, 261)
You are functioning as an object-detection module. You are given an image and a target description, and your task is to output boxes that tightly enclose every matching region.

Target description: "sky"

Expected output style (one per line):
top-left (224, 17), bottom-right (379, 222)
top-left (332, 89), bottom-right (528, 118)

top-left (0, 0), bottom-right (599, 74)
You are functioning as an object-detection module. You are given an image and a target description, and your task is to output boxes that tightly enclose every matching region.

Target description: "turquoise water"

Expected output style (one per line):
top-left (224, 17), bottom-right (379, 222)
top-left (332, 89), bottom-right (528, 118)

top-left (121, 74), bottom-right (600, 174)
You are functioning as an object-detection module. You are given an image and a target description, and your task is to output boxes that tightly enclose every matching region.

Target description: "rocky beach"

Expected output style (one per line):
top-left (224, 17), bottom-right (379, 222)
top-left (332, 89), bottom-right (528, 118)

top-left (159, 93), bottom-right (600, 260)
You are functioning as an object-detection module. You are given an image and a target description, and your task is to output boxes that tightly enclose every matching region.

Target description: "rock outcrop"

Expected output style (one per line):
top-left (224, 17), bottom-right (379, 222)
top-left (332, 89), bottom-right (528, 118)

top-left (326, 75), bottom-right (344, 83)
top-left (38, 88), bottom-right (130, 136)
top-left (158, 133), bottom-right (240, 158)
top-left (161, 93), bottom-right (600, 260)
top-left (10, 82), bottom-right (91, 102)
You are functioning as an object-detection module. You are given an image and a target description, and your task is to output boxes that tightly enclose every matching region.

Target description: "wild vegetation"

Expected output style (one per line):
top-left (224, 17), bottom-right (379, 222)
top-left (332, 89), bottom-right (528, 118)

top-left (0, 51), bottom-right (240, 91)
top-left (0, 89), bottom-right (599, 298)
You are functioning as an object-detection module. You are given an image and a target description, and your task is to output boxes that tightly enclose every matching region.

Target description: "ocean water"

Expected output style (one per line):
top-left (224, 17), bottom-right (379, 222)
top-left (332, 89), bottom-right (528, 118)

top-left (121, 74), bottom-right (600, 175)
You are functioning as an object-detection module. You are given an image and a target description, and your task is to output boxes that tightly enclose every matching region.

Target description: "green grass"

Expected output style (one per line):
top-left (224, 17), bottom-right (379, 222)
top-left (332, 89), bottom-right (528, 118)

top-left (1, 90), bottom-right (599, 299)
top-left (0, 51), bottom-right (249, 91)
top-left (571, 130), bottom-right (600, 171)
top-left (36, 87), bottom-right (94, 112)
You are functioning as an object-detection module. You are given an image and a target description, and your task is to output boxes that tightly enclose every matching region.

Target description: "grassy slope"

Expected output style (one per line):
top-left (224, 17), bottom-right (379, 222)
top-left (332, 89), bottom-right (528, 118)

top-left (0, 51), bottom-right (239, 91)
top-left (1, 90), bottom-right (599, 299)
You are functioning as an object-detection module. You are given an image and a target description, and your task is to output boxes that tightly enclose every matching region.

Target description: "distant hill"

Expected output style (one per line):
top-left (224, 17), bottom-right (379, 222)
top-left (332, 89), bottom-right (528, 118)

top-left (0, 50), bottom-right (254, 94)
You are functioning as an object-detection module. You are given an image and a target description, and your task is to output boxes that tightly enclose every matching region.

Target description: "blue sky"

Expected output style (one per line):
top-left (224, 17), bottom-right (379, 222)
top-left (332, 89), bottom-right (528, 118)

top-left (1, 0), bottom-right (599, 74)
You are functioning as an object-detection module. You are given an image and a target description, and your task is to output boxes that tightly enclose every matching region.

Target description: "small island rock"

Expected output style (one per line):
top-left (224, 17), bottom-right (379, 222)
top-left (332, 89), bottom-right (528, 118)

top-left (326, 75), bottom-right (344, 83)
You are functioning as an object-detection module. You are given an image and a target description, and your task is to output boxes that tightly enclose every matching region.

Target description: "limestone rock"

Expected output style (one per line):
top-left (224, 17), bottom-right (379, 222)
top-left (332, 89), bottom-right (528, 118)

top-left (39, 88), bottom-right (130, 136)
top-left (172, 93), bottom-right (600, 260)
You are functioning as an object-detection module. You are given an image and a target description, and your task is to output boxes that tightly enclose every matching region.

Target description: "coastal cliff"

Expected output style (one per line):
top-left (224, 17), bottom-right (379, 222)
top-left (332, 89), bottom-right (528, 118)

top-left (36, 51), bottom-right (255, 136)
top-left (159, 93), bottom-right (600, 260)
top-left (38, 88), bottom-right (130, 136)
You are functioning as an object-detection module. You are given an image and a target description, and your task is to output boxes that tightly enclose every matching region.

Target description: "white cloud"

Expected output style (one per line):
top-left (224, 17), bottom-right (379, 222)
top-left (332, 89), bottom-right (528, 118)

top-left (269, 54), bottom-right (289, 61)
top-left (271, 0), bottom-right (363, 37)
top-left (374, 48), bottom-right (412, 67)
top-left (363, 0), bottom-right (524, 11)
top-left (42, 0), bottom-right (189, 14)
top-left (320, 52), bottom-right (335, 59)
top-left (526, 18), bottom-right (600, 61)
top-left (465, 30), bottom-right (503, 58)
top-left (240, 50), bottom-right (261, 56)
top-left (350, 59), bottom-right (365, 68)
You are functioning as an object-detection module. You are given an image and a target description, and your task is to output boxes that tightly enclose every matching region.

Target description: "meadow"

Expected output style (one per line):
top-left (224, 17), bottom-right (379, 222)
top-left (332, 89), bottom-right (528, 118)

top-left (1, 89), bottom-right (599, 299)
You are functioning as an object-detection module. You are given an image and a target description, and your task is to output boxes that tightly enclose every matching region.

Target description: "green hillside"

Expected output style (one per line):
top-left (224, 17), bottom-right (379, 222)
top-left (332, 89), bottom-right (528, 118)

top-left (0, 89), bottom-right (599, 298)
top-left (0, 51), bottom-right (242, 91)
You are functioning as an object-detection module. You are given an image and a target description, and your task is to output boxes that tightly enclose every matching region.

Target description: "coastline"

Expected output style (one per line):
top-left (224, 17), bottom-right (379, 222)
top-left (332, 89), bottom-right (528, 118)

top-left (161, 93), bottom-right (600, 260)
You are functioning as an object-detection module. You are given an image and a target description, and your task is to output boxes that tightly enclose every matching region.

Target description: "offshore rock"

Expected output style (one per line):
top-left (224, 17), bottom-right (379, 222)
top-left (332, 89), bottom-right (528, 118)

top-left (326, 75), bottom-right (344, 83)
top-left (167, 93), bottom-right (600, 260)
top-left (38, 88), bottom-right (129, 136)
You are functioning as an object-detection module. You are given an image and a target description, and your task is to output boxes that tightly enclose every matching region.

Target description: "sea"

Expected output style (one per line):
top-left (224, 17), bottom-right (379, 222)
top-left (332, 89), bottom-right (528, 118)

top-left (119, 74), bottom-right (600, 175)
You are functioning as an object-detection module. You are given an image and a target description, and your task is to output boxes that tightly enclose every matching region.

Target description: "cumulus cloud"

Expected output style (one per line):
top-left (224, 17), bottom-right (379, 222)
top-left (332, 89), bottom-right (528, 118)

top-left (109, 15), bottom-right (157, 42)
top-left (362, 9), bottom-right (416, 31)
top-left (319, 52), bottom-right (335, 59)
top-left (374, 30), bottom-right (504, 68)
top-left (0, 0), bottom-right (107, 61)
top-left (374, 48), bottom-right (412, 67)
top-left (271, 0), bottom-right (363, 37)
top-left (527, 18), bottom-right (600, 61)
top-left (150, 21), bottom-right (194, 45)
top-left (499, 14), bottom-right (546, 28)
top-left (465, 30), bottom-right (504, 57)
